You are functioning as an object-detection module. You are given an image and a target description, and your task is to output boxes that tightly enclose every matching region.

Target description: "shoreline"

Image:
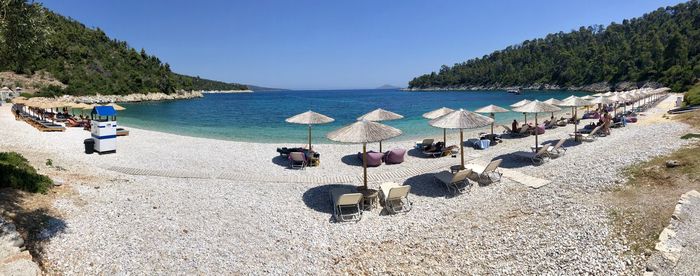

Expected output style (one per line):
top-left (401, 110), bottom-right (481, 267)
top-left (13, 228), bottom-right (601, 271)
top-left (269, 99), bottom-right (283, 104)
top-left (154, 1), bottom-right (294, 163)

top-left (201, 90), bottom-right (253, 94)
top-left (403, 81), bottom-right (665, 93)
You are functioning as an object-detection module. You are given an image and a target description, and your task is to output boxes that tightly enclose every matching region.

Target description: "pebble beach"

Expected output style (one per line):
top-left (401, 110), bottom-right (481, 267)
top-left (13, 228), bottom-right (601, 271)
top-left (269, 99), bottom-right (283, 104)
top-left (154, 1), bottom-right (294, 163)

top-left (0, 94), bottom-right (694, 274)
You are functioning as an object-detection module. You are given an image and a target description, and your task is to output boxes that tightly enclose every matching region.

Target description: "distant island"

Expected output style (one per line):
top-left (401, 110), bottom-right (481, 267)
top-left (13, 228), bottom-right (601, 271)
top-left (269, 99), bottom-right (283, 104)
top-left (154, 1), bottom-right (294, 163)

top-left (376, 84), bottom-right (403, 90)
top-left (408, 1), bottom-right (699, 92)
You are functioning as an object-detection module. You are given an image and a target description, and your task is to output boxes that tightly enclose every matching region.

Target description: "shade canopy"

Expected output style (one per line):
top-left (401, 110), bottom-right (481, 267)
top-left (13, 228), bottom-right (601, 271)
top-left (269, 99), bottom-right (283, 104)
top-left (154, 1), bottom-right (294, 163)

top-left (602, 92), bottom-right (614, 96)
top-left (475, 104), bottom-right (509, 113)
top-left (428, 109), bottom-right (494, 129)
top-left (512, 100), bottom-right (561, 113)
top-left (562, 95), bottom-right (577, 101)
top-left (106, 103), bottom-right (127, 111)
top-left (11, 97), bottom-right (26, 104)
top-left (589, 96), bottom-right (614, 105)
top-left (422, 107), bottom-right (455, 119)
top-left (327, 120), bottom-right (402, 144)
top-left (510, 99), bottom-right (531, 108)
top-left (580, 95), bottom-right (595, 100)
top-left (607, 94), bottom-right (625, 103)
top-left (357, 108), bottom-right (403, 122)
top-left (285, 110), bottom-right (335, 125)
top-left (543, 98), bottom-right (563, 105)
top-left (557, 97), bottom-right (592, 107)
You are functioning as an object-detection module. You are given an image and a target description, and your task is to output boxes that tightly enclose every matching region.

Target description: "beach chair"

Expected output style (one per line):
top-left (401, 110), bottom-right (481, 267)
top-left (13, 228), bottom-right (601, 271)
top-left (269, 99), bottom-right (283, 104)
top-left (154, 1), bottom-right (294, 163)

top-left (547, 138), bottom-right (567, 157)
top-left (379, 182), bottom-right (413, 214)
top-left (415, 138), bottom-right (434, 150)
top-left (329, 188), bottom-right (363, 222)
top-left (468, 159), bottom-right (503, 184)
top-left (501, 125), bottom-right (515, 135)
top-left (569, 125), bottom-right (602, 142)
top-left (434, 169), bottom-right (472, 194)
top-left (544, 120), bottom-right (558, 129)
top-left (288, 152), bottom-right (307, 169)
top-left (513, 143), bottom-right (551, 165)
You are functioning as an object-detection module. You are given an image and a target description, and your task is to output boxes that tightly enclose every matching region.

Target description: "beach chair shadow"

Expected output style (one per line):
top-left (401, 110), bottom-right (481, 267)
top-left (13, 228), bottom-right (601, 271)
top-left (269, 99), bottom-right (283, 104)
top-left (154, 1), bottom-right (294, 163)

top-left (302, 184), bottom-right (359, 217)
top-left (271, 155), bottom-right (290, 168)
top-left (340, 154), bottom-right (364, 166)
top-left (540, 138), bottom-right (580, 148)
top-left (490, 153), bottom-right (533, 169)
top-left (403, 173), bottom-right (450, 198)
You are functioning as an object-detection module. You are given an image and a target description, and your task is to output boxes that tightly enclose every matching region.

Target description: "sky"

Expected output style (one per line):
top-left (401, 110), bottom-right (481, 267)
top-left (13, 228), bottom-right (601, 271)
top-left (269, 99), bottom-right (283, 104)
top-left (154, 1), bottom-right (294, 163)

top-left (40, 0), bottom-right (686, 90)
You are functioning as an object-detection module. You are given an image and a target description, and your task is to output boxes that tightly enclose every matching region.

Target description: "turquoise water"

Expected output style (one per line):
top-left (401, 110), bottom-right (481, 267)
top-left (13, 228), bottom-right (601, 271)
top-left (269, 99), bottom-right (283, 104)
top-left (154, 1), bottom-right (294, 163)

top-left (117, 89), bottom-right (589, 143)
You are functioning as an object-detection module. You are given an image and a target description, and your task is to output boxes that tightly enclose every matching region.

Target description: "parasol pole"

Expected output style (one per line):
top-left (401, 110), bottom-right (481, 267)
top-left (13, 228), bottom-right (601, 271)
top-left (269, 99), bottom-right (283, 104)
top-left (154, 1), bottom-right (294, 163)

top-left (308, 124), bottom-right (312, 150)
top-left (460, 129), bottom-right (464, 170)
top-left (362, 143), bottom-right (368, 189)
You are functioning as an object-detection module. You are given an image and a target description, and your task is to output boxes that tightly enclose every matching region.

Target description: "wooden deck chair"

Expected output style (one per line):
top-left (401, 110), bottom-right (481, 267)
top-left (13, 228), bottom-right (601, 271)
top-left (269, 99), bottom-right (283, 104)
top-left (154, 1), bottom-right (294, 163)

top-left (329, 188), bottom-right (363, 222)
top-left (434, 169), bottom-right (473, 194)
top-left (468, 159), bottom-right (503, 184)
top-left (379, 182), bottom-right (413, 214)
top-left (513, 143), bottom-right (551, 165)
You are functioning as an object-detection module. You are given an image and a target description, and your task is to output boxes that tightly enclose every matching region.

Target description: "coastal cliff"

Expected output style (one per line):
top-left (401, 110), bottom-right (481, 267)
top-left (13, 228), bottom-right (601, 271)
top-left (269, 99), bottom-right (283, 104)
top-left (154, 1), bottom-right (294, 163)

top-left (55, 91), bottom-right (204, 103)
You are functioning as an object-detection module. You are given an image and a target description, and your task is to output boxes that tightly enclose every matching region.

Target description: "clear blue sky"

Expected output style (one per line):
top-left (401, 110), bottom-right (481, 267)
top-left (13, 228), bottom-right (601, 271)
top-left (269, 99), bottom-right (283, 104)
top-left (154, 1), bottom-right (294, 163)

top-left (40, 0), bottom-right (686, 90)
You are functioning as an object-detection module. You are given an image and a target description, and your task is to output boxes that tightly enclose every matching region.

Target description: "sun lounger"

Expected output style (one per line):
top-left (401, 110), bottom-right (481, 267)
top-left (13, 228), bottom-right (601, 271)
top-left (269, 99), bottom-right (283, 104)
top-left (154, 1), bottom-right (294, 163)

top-left (288, 152), bottom-right (307, 169)
top-left (277, 147), bottom-right (304, 156)
top-left (379, 182), bottom-right (413, 214)
top-left (513, 143), bottom-right (551, 165)
top-left (501, 125), bottom-right (515, 135)
top-left (544, 120), bottom-right (558, 129)
top-left (547, 138), bottom-right (567, 157)
top-left (569, 125), bottom-right (602, 142)
top-left (434, 169), bottom-right (472, 194)
top-left (383, 148), bottom-right (406, 164)
top-left (415, 138), bottom-right (434, 150)
top-left (329, 188), bottom-right (363, 222)
top-left (467, 159), bottom-right (503, 184)
top-left (357, 151), bottom-right (383, 167)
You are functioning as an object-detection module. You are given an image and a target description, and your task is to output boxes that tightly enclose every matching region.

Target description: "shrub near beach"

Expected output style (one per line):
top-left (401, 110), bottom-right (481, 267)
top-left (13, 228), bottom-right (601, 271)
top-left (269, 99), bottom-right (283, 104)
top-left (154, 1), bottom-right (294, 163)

top-left (0, 152), bottom-right (52, 193)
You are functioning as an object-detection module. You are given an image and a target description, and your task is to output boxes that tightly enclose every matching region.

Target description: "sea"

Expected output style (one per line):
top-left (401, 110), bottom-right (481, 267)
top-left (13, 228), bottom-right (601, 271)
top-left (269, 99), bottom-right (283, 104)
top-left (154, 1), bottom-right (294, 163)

top-left (117, 89), bottom-right (589, 143)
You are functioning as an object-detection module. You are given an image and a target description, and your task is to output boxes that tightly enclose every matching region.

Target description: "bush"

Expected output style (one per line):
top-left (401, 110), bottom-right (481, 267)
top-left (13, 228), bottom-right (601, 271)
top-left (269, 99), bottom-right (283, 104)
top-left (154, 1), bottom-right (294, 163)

top-left (684, 83), bottom-right (700, 106)
top-left (0, 152), bottom-right (52, 193)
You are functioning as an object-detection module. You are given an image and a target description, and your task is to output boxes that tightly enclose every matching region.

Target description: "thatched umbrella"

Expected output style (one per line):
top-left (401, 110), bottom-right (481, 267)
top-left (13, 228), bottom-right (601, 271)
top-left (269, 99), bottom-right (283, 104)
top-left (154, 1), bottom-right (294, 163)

top-left (327, 120), bottom-right (402, 189)
top-left (286, 110), bottom-right (335, 151)
top-left (510, 99), bottom-right (531, 124)
top-left (557, 97), bottom-right (592, 136)
top-left (474, 104), bottom-right (509, 136)
top-left (106, 103), bottom-right (127, 111)
top-left (543, 98), bottom-right (563, 117)
top-left (357, 108), bottom-right (403, 152)
top-left (590, 96), bottom-right (615, 115)
top-left (512, 100), bottom-right (561, 150)
top-left (607, 94), bottom-right (625, 117)
top-left (422, 107), bottom-right (454, 145)
top-left (429, 109), bottom-right (493, 170)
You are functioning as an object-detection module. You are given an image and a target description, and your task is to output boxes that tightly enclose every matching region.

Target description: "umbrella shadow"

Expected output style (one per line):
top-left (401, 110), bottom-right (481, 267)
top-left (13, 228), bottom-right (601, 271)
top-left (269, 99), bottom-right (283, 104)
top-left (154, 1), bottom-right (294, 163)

top-left (403, 173), bottom-right (451, 198)
top-left (340, 153), bottom-right (363, 166)
top-left (302, 184), bottom-right (359, 215)
top-left (490, 153), bottom-right (535, 169)
top-left (407, 148), bottom-right (432, 158)
top-left (540, 138), bottom-right (582, 149)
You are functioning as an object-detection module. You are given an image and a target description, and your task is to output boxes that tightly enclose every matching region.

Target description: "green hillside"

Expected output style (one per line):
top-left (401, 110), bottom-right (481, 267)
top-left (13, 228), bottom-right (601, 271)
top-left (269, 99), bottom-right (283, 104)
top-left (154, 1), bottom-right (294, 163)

top-left (409, 1), bottom-right (700, 92)
top-left (0, 0), bottom-right (247, 96)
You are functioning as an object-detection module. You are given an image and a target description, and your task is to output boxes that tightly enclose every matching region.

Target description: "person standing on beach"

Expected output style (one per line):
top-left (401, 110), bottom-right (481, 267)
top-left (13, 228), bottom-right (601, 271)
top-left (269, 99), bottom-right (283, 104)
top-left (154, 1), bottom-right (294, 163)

top-left (603, 111), bottom-right (612, 135)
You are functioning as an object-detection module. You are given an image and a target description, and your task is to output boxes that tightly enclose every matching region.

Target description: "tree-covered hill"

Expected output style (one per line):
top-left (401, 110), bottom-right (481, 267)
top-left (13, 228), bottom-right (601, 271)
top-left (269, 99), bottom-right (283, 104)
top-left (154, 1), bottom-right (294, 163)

top-left (0, 0), bottom-right (247, 96)
top-left (409, 1), bottom-right (700, 92)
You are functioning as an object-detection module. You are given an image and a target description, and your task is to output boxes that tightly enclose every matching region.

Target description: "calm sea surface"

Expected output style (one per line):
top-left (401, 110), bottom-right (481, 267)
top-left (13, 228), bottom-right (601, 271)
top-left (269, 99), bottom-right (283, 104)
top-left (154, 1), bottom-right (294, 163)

top-left (117, 89), bottom-right (589, 143)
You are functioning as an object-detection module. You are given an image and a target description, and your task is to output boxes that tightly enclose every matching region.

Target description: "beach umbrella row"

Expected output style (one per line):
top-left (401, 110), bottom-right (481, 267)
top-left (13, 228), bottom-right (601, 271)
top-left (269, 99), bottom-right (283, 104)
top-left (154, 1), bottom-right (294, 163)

top-left (474, 104), bottom-right (509, 136)
top-left (512, 100), bottom-right (561, 150)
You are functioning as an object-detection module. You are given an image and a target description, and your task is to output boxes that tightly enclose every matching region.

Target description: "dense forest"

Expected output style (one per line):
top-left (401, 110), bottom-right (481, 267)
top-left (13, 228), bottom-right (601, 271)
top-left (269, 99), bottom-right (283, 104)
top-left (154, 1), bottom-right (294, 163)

top-left (0, 0), bottom-right (247, 96)
top-left (409, 1), bottom-right (700, 92)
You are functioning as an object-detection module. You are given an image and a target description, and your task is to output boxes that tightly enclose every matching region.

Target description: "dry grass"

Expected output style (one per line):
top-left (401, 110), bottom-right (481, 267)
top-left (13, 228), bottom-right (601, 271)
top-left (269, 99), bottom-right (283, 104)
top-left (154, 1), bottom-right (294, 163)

top-left (608, 110), bottom-right (700, 255)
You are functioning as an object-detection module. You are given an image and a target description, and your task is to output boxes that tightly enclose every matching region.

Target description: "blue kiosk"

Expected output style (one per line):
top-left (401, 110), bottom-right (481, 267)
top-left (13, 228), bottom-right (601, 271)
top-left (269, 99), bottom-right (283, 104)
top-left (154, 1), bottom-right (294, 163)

top-left (90, 106), bottom-right (118, 154)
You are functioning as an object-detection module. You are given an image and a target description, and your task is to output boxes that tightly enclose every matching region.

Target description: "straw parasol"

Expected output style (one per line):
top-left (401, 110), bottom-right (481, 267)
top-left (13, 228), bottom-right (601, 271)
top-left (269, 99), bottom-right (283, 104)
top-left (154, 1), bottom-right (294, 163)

top-left (543, 98), bottom-right (563, 117)
top-left (357, 108), bottom-right (403, 152)
top-left (429, 109), bottom-right (493, 170)
top-left (512, 100), bottom-right (561, 150)
top-left (475, 104), bottom-right (509, 136)
top-left (510, 99), bottom-right (531, 123)
top-left (607, 94), bottom-right (625, 116)
top-left (286, 110), bottom-right (335, 151)
top-left (580, 95), bottom-right (594, 100)
top-left (557, 97), bottom-right (592, 137)
top-left (422, 107), bottom-right (454, 145)
top-left (10, 97), bottom-right (27, 104)
top-left (327, 120), bottom-right (402, 188)
top-left (106, 103), bottom-right (127, 111)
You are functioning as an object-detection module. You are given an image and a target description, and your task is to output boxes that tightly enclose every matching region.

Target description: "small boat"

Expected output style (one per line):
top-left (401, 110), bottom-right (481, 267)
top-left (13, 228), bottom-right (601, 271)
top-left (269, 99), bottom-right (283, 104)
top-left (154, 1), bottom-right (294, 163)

top-left (116, 127), bottom-right (130, 136)
top-left (507, 88), bottom-right (522, 95)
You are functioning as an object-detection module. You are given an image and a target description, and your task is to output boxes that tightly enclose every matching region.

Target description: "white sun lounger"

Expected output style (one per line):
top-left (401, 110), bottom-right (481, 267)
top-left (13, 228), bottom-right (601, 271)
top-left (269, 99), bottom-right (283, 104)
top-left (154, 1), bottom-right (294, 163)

top-left (569, 125), bottom-right (602, 142)
top-left (513, 143), bottom-right (551, 165)
top-left (468, 159), bottom-right (503, 184)
top-left (379, 182), bottom-right (412, 214)
top-left (329, 188), bottom-right (363, 222)
top-left (434, 169), bottom-right (472, 194)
